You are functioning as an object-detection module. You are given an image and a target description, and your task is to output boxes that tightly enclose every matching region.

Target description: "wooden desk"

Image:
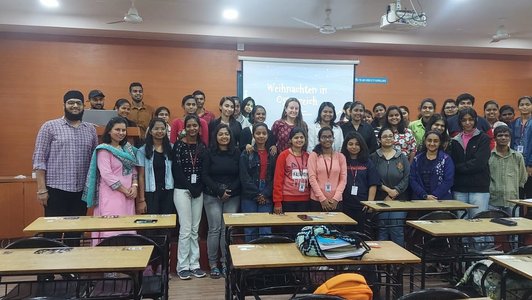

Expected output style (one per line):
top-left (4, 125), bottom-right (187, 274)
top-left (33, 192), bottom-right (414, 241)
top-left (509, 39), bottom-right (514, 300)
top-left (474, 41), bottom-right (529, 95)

top-left (361, 200), bottom-right (477, 212)
top-left (229, 241), bottom-right (419, 300)
top-left (230, 241), bottom-right (419, 268)
top-left (489, 254), bottom-right (532, 300)
top-left (508, 199), bottom-right (532, 217)
top-left (23, 214), bottom-right (176, 233)
top-left (223, 212), bottom-right (357, 227)
top-left (0, 245), bottom-right (153, 299)
top-left (406, 217), bottom-right (532, 237)
top-left (407, 217), bottom-right (532, 289)
top-left (0, 246), bottom-right (153, 275)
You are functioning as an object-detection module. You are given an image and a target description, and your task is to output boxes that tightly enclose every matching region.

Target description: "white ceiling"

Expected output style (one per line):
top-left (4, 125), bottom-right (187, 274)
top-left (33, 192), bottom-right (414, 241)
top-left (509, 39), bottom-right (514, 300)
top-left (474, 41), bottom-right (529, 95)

top-left (2, 0), bottom-right (532, 55)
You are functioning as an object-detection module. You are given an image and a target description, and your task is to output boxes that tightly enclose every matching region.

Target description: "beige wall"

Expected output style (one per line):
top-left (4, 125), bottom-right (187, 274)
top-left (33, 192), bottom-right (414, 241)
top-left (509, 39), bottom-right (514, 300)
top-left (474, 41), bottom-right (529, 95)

top-left (1, 32), bottom-right (531, 175)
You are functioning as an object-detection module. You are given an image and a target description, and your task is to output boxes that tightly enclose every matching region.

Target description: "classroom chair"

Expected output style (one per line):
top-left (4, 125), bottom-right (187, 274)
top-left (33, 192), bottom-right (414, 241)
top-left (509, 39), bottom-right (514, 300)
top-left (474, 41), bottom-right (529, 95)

top-left (93, 234), bottom-right (169, 300)
top-left (397, 287), bottom-right (470, 299)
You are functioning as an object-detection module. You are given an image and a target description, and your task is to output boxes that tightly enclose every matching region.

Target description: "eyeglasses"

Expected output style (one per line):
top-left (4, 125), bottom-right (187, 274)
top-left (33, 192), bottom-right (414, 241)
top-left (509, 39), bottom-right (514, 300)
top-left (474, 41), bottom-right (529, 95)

top-left (320, 136), bottom-right (334, 141)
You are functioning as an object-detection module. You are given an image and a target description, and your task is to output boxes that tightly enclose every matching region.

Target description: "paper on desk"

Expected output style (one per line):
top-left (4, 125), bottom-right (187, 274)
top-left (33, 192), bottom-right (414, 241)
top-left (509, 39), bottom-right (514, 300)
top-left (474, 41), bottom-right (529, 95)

top-left (523, 199), bottom-right (532, 203)
top-left (14, 175), bottom-right (26, 179)
top-left (411, 220), bottom-right (431, 224)
top-left (230, 213), bottom-right (246, 217)
top-left (237, 245), bottom-right (257, 251)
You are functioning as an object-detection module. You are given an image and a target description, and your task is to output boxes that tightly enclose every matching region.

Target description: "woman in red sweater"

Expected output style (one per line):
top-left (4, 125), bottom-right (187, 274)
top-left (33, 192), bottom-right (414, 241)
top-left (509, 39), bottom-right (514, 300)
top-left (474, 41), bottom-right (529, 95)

top-left (273, 127), bottom-right (310, 214)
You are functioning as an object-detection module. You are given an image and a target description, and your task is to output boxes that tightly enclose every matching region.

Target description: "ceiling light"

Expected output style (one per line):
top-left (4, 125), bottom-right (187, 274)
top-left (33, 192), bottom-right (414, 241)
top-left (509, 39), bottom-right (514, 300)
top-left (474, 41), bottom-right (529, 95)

top-left (222, 9), bottom-right (238, 20)
top-left (40, 0), bottom-right (59, 8)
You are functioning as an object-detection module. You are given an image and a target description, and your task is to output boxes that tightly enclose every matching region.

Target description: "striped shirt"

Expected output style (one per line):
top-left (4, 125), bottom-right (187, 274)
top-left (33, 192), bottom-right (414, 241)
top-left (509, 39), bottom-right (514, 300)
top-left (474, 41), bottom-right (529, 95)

top-left (32, 117), bottom-right (98, 192)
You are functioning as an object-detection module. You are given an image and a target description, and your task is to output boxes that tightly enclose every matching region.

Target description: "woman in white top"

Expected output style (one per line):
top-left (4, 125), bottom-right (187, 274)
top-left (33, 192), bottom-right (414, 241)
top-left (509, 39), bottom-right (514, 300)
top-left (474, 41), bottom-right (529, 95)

top-left (307, 102), bottom-right (343, 152)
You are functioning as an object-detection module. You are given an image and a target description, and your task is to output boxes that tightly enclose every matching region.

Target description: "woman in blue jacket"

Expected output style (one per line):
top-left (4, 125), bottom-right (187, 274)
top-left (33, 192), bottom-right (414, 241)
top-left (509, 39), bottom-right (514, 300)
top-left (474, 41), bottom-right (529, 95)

top-left (137, 117), bottom-right (174, 216)
top-left (410, 130), bottom-right (454, 200)
top-left (239, 122), bottom-right (277, 241)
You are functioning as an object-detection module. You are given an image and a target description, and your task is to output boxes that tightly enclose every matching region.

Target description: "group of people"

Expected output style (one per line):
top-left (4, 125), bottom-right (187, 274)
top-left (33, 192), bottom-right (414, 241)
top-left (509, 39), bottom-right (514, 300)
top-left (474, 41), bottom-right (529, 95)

top-left (33, 84), bottom-right (532, 281)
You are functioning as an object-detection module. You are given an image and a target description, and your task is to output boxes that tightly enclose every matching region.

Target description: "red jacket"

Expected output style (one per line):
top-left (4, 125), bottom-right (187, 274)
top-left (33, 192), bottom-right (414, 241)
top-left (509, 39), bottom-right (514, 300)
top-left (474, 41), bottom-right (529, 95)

top-left (273, 149), bottom-right (310, 207)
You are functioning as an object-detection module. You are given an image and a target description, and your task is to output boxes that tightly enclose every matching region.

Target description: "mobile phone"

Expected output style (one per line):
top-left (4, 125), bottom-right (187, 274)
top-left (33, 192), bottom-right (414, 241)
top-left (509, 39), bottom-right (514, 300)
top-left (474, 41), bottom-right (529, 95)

top-left (134, 219), bottom-right (158, 224)
top-left (63, 216), bottom-right (79, 220)
top-left (297, 214), bottom-right (313, 221)
top-left (376, 202), bottom-right (390, 207)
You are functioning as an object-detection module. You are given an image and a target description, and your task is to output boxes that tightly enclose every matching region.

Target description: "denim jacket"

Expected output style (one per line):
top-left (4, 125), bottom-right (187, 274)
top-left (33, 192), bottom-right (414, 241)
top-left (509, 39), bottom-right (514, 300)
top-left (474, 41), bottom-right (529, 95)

top-left (137, 145), bottom-right (174, 192)
top-left (239, 147), bottom-right (277, 201)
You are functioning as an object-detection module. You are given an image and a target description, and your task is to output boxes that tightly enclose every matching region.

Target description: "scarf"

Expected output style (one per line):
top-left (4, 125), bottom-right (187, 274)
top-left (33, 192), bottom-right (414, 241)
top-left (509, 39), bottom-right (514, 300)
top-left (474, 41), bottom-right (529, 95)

top-left (82, 143), bottom-right (138, 208)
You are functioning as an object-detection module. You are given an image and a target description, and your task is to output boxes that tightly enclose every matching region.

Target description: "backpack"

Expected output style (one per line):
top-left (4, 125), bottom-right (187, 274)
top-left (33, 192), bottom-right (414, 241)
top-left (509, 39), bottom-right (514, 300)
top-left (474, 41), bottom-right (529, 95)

top-left (295, 225), bottom-right (370, 259)
top-left (314, 273), bottom-right (373, 300)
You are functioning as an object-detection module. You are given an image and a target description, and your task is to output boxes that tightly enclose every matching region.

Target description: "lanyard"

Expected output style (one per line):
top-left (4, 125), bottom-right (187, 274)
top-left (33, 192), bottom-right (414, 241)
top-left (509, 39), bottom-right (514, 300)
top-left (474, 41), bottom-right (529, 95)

top-left (188, 144), bottom-right (199, 170)
top-left (322, 154), bottom-right (334, 180)
top-left (348, 163), bottom-right (359, 182)
top-left (292, 152), bottom-right (307, 178)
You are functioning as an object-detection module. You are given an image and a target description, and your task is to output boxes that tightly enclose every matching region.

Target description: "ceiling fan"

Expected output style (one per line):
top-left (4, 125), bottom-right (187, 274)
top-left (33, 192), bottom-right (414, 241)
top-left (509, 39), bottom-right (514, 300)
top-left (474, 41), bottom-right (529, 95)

top-left (292, 8), bottom-right (378, 34)
top-left (107, 0), bottom-right (143, 25)
top-left (490, 25), bottom-right (510, 43)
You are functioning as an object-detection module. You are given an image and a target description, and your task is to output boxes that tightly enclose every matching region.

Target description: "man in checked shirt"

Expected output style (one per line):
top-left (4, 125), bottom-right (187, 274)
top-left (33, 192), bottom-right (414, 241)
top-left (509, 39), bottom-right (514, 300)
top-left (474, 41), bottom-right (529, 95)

top-left (32, 90), bottom-right (98, 245)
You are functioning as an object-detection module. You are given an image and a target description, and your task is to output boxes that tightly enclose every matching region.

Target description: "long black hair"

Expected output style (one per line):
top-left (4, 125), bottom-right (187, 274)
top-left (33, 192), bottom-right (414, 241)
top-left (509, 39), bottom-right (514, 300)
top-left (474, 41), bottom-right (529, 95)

top-left (312, 127), bottom-right (334, 155)
top-left (249, 105), bottom-right (266, 125)
top-left (426, 113), bottom-right (449, 147)
top-left (458, 108), bottom-right (478, 130)
top-left (102, 116), bottom-right (128, 146)
top-left (341, 131), bottom-right (369, 162)
top-left (314, 102), bottom-right (338, 127)
top-left (241, 97), bottom-right (255, 118)
top-left (419, 130), bottom-right (444, 153)
top-left (339, 101), bottom-right (353, 122)
top-left (211, 123), bottom-right (236, 153)
top-left (383, 105), bottom-right (406, 134)
top-left (288, 126), bottom-right (308, 152)
top-left (144, 117), bottom-right (172, 159)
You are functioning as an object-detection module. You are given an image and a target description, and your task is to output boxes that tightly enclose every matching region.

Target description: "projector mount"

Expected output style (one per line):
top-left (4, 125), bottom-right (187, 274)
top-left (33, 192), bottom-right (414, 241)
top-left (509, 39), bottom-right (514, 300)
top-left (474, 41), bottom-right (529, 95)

top-left (380, 0), bottom-right (427, 30)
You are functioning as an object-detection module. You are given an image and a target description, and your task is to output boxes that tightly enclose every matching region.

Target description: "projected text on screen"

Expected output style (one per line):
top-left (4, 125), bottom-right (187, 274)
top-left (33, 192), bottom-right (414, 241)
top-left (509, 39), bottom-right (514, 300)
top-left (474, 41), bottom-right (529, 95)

top-left (242, 59), bottom-right (355, 125)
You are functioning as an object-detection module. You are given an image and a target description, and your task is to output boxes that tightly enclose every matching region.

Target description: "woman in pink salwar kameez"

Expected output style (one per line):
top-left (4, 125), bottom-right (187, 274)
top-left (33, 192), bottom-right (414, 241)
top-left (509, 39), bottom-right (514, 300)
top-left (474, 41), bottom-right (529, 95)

top-left (83, 117), bottom-right (139, 245)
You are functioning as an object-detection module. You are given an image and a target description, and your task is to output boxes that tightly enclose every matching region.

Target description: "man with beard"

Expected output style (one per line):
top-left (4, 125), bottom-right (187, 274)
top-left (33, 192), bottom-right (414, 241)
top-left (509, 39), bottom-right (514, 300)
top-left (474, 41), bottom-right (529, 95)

top-left (32, 90), bottom-right (98, 245)
top-left (128, 82), bottom-right (154, 137)
top-left (88, 89), bottom-right (105, 109)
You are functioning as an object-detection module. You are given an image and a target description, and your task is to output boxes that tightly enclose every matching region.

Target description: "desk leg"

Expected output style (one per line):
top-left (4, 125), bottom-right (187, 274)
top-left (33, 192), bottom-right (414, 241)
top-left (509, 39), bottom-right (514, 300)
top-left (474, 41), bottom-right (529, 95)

top-left (225, 226), bottom-right (234, 300)
top-left (420, 244), bottom-right (427, 289)
top-left (501, 268), bottom-right (508, 300)
top-left (394, 265), bottom-right (405, 298)
top-left (385, 265), bottom-right (391, 300)
top-left (225, 269), bottom-right (231, 300)
top-left (133, 270), bottom-right (143, 300)
top-left (409, 266), bottom-right (414, 293)
top-left (237, 270), bottom-right (246, 300)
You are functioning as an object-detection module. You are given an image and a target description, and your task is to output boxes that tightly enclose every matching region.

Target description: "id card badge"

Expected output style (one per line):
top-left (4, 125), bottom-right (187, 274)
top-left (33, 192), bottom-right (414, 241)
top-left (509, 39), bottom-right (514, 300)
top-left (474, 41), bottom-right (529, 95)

top-left (292, 169), bottom-right (301, 179)
top-left (351, 185), bottom-right (359, 196)
top-left (325, 182), bottom-right (332, 192)
top-left (190, 174), bottom-right (197, 184)
top-left (517, 145), bottom-right (524, 153)
top-left (298, 182), bottom-right (306, 192)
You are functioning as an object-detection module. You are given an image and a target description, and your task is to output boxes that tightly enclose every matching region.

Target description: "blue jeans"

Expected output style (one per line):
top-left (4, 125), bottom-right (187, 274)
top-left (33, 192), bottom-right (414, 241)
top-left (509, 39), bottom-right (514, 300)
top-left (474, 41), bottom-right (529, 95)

top-left (204, 194), bottom-right (240, 268)
top-left (455, 192), bottom-right (491, 250)
top-left (378, 212), bottom-right (407, 247)
top-left (240, 197), bottom-right (273, 242)
top-left (454, 192), bottom-right (489, 218)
